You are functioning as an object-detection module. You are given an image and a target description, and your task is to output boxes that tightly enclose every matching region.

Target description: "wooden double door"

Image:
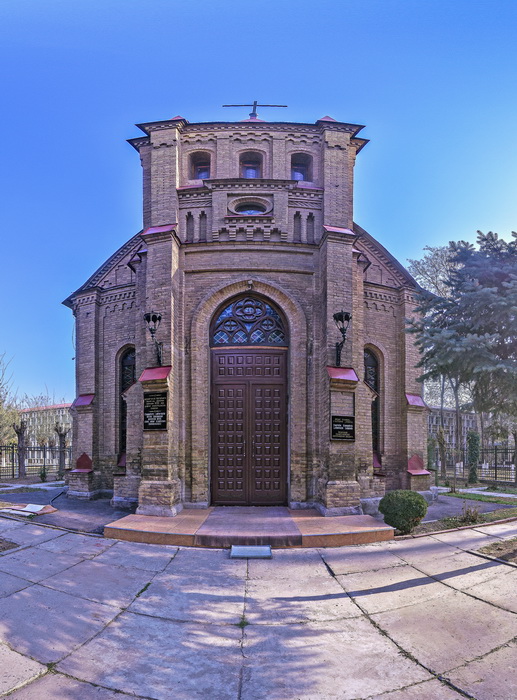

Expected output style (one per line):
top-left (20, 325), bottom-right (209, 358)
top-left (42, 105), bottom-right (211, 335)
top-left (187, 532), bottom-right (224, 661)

top-left (211, 348), bottom-right (288, 505)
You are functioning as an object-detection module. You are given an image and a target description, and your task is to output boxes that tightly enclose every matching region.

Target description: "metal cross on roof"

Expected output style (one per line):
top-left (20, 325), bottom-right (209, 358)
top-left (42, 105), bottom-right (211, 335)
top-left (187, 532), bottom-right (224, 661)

top-left (222, 100), bottom-right (288, 120)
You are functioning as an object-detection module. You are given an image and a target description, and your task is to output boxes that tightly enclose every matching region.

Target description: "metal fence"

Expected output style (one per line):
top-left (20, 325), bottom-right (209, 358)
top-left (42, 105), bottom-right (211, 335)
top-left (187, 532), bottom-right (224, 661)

top-left (432, 447), bottom-right (516, 485)
top-left (0, 445), bottom-right (72, 480)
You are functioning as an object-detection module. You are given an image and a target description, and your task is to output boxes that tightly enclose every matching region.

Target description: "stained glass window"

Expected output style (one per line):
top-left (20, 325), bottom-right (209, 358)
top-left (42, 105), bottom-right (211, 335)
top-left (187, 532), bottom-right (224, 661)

top-left (210, 296), bottom-right (288, 347)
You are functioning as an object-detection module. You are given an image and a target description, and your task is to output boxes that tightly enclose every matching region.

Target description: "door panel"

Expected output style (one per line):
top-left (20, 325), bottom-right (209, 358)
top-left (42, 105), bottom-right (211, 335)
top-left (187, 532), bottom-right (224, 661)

top-left (211, 349), bottom-right (287, 505)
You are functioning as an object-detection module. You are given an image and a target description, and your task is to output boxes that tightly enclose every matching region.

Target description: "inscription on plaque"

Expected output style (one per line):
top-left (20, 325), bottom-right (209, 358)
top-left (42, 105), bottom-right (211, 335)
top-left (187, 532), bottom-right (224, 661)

top-left (331, 415), bottom-right (355, 441)
top-left (144, 392), bottom-right (167, 431)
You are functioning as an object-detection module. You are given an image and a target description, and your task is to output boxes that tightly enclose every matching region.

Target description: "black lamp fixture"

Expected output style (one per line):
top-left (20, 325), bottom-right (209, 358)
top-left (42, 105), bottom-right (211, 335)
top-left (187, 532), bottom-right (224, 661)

top-left (333, 310), bottom-right (352, 367)
top-left (143, 311), bottom-right (163, 366)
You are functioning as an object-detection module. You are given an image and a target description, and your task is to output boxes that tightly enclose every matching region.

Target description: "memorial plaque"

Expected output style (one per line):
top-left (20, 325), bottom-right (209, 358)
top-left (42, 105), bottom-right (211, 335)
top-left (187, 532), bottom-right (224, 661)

top-left (144, 392), bottom-right (167, 431)
top-left (331, 415), bottom-right (355, 441)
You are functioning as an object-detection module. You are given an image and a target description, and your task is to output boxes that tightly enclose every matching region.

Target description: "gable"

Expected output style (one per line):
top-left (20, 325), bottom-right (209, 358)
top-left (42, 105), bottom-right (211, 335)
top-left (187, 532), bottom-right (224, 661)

top-left (63, 232), bottom-right (143, 307)
top-left (353, 223), bottom-right (418, 289)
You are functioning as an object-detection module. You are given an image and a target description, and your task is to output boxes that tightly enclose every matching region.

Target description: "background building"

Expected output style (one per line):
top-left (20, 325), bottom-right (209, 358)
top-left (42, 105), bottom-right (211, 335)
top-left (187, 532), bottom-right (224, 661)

top-left (65, 112), bottom-right (429, 515)
top-left (19, 404), bottom-right (72, 447)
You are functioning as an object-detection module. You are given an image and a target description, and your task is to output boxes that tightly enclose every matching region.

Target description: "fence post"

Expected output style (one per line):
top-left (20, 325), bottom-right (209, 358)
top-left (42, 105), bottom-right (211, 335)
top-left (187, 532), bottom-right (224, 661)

top-left (11, 445), bottom-right (15, 479)
top-left (495, 447), bottom-right (498, 483)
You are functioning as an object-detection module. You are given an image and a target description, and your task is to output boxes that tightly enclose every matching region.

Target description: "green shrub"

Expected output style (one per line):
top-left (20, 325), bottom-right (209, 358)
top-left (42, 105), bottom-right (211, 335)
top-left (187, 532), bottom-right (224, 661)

top-left (379, 490), bottom-right (428, 534)
top-left (39, 465), bottom-right (47, 483)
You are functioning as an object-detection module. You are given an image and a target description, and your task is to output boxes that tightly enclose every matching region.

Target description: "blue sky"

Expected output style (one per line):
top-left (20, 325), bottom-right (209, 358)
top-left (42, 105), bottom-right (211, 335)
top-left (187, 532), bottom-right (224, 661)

top-left (1, 0), bottom-right (516, 400)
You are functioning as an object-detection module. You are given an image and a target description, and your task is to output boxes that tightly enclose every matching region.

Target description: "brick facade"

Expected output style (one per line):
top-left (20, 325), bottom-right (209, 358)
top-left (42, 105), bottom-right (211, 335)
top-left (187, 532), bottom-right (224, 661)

top-left (64, 113), bottom-right (429, 514)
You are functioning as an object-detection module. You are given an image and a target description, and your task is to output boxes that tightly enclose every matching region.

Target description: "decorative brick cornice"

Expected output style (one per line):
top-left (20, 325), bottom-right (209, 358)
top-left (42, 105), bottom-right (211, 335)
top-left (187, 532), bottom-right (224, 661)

top-left (100, 288), bottom-right (136, 306)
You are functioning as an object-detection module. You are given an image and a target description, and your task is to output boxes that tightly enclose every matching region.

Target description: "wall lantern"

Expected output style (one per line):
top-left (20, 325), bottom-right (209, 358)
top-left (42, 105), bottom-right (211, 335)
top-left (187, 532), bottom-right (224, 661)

top-left (333, 310), bottom-right (352, 367)
top-left (143, 311), bottom-right (163, 366)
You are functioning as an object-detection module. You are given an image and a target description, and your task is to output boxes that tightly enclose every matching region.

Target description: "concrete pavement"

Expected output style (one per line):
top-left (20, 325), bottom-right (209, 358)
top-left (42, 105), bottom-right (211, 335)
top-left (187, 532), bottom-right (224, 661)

top-left (0, 516), bottom-right (516, 698)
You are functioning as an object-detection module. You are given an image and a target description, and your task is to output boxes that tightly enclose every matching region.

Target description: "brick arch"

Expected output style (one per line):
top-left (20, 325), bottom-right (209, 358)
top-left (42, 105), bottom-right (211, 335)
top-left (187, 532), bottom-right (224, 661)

top-left (188, 278), bottom-right (308, 505)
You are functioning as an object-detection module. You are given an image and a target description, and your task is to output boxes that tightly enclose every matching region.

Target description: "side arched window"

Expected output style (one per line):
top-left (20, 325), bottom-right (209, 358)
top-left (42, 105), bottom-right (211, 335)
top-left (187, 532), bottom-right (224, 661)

top-left (119, 347), bottom-right (136, 458)
top-left (364, 348), bottom-right (381, 457)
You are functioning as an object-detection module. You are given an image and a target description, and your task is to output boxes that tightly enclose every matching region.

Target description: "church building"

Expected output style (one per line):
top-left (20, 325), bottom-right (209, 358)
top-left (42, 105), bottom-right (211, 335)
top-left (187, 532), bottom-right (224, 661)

top-left (64, 109), bottom-right (429, 517)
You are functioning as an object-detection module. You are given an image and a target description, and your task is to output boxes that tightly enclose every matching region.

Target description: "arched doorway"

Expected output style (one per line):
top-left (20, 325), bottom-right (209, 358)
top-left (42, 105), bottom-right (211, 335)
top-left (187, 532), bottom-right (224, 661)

top-left (210, 295), bottom-right (288, 505)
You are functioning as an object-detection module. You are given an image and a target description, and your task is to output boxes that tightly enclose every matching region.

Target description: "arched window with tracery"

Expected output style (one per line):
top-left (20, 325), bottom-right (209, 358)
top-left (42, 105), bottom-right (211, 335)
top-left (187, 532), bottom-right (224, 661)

top-left (364, 348), bottom-right (381, 460)
top-left (119, 347), bottom-right (136, 462)
top-left (210, 296), bottom-right (288, 347)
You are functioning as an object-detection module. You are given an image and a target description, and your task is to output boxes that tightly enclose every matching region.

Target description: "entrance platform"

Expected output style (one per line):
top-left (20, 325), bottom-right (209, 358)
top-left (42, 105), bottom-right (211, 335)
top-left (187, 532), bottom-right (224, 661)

top-left (104, 506), bottom-right (394, 548)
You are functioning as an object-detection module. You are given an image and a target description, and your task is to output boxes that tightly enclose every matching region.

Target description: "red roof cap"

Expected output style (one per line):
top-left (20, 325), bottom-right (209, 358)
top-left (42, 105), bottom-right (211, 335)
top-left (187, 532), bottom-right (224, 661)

top-left (240, 117), bottom-right (266, 122)
top-left (323, 225), bottom-right (355, 235)
top-left (72, 394), bottom-right (95, 408)
top-left (326, 367), bottom-right (359, 382)
top-left (318, 116), bottom-right (337, 122)
top-left (139, 366), bottom-right (172, 382)
top-left (141, 224), bottom-right (176, 237)
top-left (406, 393), bottom-right (426, 408)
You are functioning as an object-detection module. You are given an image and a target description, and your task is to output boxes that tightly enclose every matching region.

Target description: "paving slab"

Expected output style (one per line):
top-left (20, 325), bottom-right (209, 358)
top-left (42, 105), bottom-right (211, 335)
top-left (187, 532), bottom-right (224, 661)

top-left (430, 528), bottom-right (502, 549)
top-left (0, 547), bottom-right (84, 583)
top-left (0, 569), bottom-right (31, 598)
top-left (371, 589), bottom-right (517, 674)
top-left (36, 532), bottom-right (116, 558)
top-left (93, 539), bottom-right (177, 571)
top-left (445, 639), bottom-right (517, 700)
top-left (165, 545), bottom-right (247, 578)
top-left (43, 559), bottom-right (156, 608)
top-left (128, 571), bottom-right (246, 624)
top-left (247, 548), bottom-right (329, 579)
top-left (58, 612), bottom-right (242, 700)
top-left (0, 643), bottom-right (45, 695)
top-left (320, 544), bottom-right (405, 575)
top-left (472, 522), bottom-right (517, 539)
top-left (0, 517), bottom-right (25, 534)
top-left (407, 549), bottom-right (506, 590)
top-left (246, 574), bottom-right (361, 624)
top-left (240, 619), bottom-right (431, 700)
top-left (7, 673), bottom-right (147, 699)
top-left (336, 564), bottom-right (449, 614)
top-left (0, 585), bottom-right (119, 663)
top-left (1, 523), bottom-right (64, 546)
top-left (370, 678), bottom-right (466, 699)
top-left (461, 568), bottom-right (517, 612)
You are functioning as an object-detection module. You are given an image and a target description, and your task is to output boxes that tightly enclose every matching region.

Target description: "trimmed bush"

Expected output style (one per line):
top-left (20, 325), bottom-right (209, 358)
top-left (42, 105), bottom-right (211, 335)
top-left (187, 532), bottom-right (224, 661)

top-left (379, 490), bottom-right (428, 534)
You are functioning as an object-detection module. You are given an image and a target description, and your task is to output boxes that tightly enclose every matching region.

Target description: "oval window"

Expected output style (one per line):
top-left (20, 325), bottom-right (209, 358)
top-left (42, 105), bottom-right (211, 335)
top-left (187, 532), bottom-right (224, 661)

top-left (235, 203), bottom-right (266, 215)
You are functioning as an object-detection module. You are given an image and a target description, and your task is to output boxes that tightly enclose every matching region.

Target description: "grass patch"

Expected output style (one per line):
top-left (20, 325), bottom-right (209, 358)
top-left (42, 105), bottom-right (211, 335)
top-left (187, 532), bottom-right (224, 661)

top-left (236, 615), bottom-right (250, 629)
top-left (0, 538), bottom-right (17, 553)
top-left (135, 581), bottom-right (152, 598)
top-left (443, 492), bottom-right (517, 506)
top-left (0, 487), bottom-right (49, 494)
top-left (478, 537), bottom-right (517, 564)
top-left (486, 484), bottom-right (517, 495)
top-left (411, 506), bottom-right (517, 536)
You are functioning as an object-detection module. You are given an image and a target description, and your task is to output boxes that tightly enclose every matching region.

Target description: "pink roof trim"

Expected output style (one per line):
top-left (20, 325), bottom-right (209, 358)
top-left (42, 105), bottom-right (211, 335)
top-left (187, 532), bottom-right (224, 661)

top-left (407, 454), bottom-right (430, 475)
top-left (318, 116), bottom-right (337, 122)
top-left (141, 224), bottom-right (177, 237)
top-left (171, 115), bottom-right (186, 121)
top-left (240, 117), bottom-right (266, 122)
top-left (406, 393), bottom-right (426, 408)
top-left (21, 403), bottom-right (72, 412)
top-left (326, 367), bottom-right (359, 382)
top-left (139, 366), bottom-right (172, 382)
top-left (323, 225), bottom-right (355, 235)
top-left (72, 394), bottom-right (95, 408)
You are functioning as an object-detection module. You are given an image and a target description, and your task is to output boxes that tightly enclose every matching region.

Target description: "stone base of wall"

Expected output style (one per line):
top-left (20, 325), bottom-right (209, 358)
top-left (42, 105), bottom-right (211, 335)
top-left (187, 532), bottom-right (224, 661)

top-left (67, 470), bottom-right (102, 500)
top-left (314, 502), bottom-right (363, 516)
top-left (408, 473), bottom-right (432, 491)
top-left (136, 479), bottom-right (183, 517)
top-left (111, 474), bottom-right (141, 510)
top-left (183, 501), bottom-right (209, 509)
